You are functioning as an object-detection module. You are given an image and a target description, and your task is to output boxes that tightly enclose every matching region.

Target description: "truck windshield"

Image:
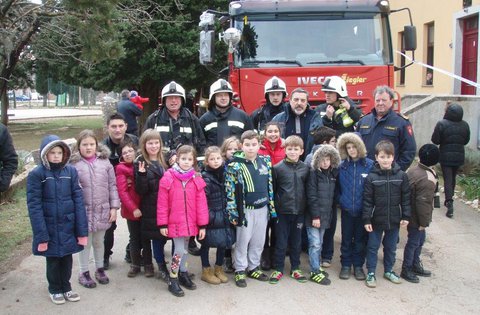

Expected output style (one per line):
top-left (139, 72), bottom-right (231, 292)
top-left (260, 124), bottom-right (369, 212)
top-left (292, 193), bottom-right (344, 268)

top-left (234, 14), bottom-right (391, 67)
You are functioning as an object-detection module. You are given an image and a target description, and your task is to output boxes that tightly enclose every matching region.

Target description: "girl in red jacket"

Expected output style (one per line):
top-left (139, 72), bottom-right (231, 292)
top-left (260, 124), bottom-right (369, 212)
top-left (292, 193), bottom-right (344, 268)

top-left (115, 142), bottom-right (145, 278)
top-left (158, 145), bottom-right (209, 297)
top-left (258, 121), bottom-right (285, 166)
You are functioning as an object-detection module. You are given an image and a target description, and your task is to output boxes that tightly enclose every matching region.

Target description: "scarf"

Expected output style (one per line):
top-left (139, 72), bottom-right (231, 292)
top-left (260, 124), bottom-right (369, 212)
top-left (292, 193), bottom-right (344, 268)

top-left (172, 163), bottom-right (196, 181)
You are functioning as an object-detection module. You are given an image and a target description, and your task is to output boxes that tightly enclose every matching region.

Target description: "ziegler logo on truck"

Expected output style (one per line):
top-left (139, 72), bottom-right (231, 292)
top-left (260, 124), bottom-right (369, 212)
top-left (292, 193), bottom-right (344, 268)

top-left (297, 74), bottom-right (367, 86)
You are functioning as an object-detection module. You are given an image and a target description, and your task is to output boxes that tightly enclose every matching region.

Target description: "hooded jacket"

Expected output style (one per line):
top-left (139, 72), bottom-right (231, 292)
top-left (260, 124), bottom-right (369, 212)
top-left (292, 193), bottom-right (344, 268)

top-left (431, 104), bottom-right (470, 167)
top-left (0, 123), bottom-right (18, 192)
top-left (115, 161), bottom-right (141, 221)
top-left (27, 135), bottom-right (88, 257)
top-left (258, 137), bottom-right (285, 166)
top-left (362, 162), bottom-right (412, 230)
top-left (306, 145), bottom-right (340, 229)
top-left (70, 144), bottom-right (120, 232)
top-left (406, 163), bottom-right (438, 228)
top-left (336, 133), bottom-right (374, 216)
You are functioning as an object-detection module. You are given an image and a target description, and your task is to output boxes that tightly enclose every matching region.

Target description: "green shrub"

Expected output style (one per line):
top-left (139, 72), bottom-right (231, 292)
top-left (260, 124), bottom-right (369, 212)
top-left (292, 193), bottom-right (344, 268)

top-left (458, 173), bottom-right (480, 200)
top-left (460, 148), bottom-right (480, 175)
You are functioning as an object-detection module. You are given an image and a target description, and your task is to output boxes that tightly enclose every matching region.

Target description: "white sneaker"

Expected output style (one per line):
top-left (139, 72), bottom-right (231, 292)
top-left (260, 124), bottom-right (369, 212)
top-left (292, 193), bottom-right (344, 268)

top-left (63, 291), bottom-right (81, 302)
top-left (50, 293), bottom-right (66, 305)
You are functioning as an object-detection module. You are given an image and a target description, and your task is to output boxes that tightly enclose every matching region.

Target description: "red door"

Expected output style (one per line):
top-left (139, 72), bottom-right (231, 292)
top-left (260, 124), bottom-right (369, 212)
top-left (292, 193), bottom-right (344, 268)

top-left (461, 16), bottom-right (478, 95)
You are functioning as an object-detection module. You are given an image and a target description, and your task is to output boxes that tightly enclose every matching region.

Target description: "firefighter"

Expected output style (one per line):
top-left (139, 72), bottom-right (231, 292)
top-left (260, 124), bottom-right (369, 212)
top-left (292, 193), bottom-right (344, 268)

top-left (251, 76), bottom-right (288, 133)
top-left (199, 79), bottom-right (254, 146)
top-left (357, 85), bottom-right (416, 171)
top-left (315, 76), bottom-right (362, 137)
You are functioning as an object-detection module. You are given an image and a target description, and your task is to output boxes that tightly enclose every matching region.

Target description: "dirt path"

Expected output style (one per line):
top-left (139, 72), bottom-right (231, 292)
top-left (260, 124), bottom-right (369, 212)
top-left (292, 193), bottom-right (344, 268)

top-left (1, 200), bottom-right (479, 315)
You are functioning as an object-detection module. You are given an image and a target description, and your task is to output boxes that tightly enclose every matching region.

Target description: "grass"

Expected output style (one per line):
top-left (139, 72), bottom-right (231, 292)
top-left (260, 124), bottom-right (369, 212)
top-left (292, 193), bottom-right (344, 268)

top-left (0, 188), bottom-right (32, 264)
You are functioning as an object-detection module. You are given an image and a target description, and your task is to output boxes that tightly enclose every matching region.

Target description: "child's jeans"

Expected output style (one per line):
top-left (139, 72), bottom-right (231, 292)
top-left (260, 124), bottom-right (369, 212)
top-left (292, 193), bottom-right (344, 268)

top-left (46, 255), bottom-right (73, 294)
top-left (340, 210), bottom-right (367, 268)
top-left (273, 213), bottom-right (304, 273)
top-left (306, 226), bottom-right (326, 272)
top-left (234, 206), bottom-right (268, 272)
top-left (402, 226), bottom-right (426, 269)
top-left (200, 245), bottom-right (226, 267)
top-left (78, 230), bottom-right (106, 272)
top-left (366, 227), bottom-right (399, 274)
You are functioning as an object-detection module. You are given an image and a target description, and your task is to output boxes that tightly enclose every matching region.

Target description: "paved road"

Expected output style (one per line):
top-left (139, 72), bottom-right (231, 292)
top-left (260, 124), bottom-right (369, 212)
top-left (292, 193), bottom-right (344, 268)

top-left (1, 198), bottom-right (479, 315)
top-left (8, 108), bottom-right (102, 120)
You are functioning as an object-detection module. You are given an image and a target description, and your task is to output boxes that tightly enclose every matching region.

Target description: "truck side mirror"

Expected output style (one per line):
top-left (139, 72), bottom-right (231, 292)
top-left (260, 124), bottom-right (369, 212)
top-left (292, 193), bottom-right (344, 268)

top-left (403, 25), bottom-right (417, 51)
top-left (200, 30), bottom-right (215, 65)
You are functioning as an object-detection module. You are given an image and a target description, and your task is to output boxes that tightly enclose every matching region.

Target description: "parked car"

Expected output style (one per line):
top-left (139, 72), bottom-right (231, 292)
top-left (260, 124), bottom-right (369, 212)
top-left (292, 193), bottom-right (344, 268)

top-left (15, 95), bottom-right (30, 101)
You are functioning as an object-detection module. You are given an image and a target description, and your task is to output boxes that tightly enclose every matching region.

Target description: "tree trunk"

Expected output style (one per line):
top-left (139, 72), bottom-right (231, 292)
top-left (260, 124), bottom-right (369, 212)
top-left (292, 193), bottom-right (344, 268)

top-left (139, 77), bottom-right (160, 132)
top-left (0, 89), bottom-right (8, 125)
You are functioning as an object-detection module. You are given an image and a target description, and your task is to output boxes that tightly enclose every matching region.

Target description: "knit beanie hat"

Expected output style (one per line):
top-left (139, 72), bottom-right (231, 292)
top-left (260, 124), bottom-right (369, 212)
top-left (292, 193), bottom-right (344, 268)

top-left (419, 144), bottom-right (439, 167)
top-left (130, 90), bottom-right (138, 97)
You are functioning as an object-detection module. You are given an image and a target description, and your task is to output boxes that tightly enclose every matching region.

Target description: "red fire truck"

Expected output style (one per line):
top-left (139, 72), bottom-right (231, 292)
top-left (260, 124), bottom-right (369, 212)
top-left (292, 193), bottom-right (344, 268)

top-left (199, 0), bottom-right (416, 114)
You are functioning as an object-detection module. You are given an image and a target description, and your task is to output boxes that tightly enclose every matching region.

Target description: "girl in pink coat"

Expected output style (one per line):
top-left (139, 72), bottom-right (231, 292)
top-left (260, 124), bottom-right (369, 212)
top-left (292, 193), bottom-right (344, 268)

top-left (158, 145), bottom-right (209, 297)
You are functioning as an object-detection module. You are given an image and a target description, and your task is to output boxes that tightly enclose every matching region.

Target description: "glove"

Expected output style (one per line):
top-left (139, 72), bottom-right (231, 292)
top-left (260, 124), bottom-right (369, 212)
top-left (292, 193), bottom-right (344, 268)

top-left (37, 242), bottom-right (48, 252)
top-left (77, 236), bottom-right (88, 246)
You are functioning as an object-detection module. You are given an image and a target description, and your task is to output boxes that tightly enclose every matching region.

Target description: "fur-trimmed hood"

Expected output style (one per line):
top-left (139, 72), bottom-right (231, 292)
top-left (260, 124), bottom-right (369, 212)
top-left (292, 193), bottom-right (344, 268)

top-left (70, 143), bottom-right (111, 163)
top-left (40, 135), bottom-right (71, 170)
top-left (311, 144), bottom-right (340, 169)
top-left (336, 132), bottom-right (367, 160)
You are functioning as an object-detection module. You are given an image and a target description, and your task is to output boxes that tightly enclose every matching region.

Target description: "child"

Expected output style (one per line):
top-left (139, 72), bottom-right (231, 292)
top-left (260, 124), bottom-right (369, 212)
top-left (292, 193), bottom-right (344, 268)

top-left (71, 130), bottom-right (120, 288)
top-left (158, 145), bottom-right (209, 297)
top-left (269, 135), bottom-right (309, 284)
top-left (27, 135), bottom-right (88, 304)
top-left (336, 132), bottom-right (374, 280)
top-left (258, 121), bottom-right (285, 270)
top-left (362, 140), bottom-right (411, 288)
top-left (306, 144), bottom-right (340, 285)
top-left (225, 130), bottom-right (276, 288)
top-left (401, 144), bottom-right (439, 283)
top-left (115, 141), bottom-right (145, 277)
top-left (130, 90), bottom-right (149, 110)
top-left (135, 129), bottom-right (168, 280)
top-left (220, 136), bottom-right (241, 273)
top-left (200, 146), bottom-right (235, 285)
top-left (304, 126), bottom-right (336, 166)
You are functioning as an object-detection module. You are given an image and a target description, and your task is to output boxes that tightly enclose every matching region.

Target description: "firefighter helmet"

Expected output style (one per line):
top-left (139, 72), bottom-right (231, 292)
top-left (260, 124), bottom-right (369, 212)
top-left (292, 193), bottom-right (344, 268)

top-left (161, 81), bottom-right (186, 104)
top-left (264, 76), bottom-right (287, 98)
top-left (209, 79), bottom-right (233, 100)
top-left (321, 76), bottom-right (348, 98)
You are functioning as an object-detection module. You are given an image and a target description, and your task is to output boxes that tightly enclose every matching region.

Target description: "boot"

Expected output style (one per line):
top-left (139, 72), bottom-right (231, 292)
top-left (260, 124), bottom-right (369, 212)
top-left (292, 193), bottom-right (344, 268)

top-left (214, 265), bottom-right (229, 283)
top-left (168, 276), bottom-right (185, 297)
top-left (260, 248), bottom-right (272, 271)
top-left (413, 261), bottom-right (431, 277)
top-left (201, 267), bottom-right (221, 285)
top-left (156, 262), bottom-right (169, 282)
top-left (401, 268), bottom-right (420, 283)
top-left (224, 257), bottom-right (234, 274)
top-left (188, 237), bottom-right (201, 256)
top-left (179, 271), bottom-right (197, 290)
top-left (127, 265), bottom-right (141, 278)
top-left (445, 200), bottom-right (454, 218)
top-left (144, 264), bottom-right (155, 278)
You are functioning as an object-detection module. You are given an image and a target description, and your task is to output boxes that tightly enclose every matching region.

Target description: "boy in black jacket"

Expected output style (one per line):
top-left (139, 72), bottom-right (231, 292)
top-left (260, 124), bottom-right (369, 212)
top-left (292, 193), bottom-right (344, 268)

top-left (269, 136), bottom-right (310, 284)
top-left (363, 140), bottom-right (411, 288)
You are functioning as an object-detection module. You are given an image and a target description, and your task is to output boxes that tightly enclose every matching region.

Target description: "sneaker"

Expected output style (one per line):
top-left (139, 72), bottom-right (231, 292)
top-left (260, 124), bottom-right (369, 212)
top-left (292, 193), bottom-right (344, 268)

top-left (235, 271), bottom-right (247, 288)
top-left (339, 266), bottom-right (351, 280)
top-left (63, 291), bottom-right (80, 302)
top-left (95, 268), bottom-right (110, 284)
top-left (50, 293), bottom-right (66, 305)
top-left (247, 267), bottom-right (269, 281)
top-left (310, 271), bottom-right (331, 285)
top-left (269, 271), bottom-right (283, 284)
top-left (354, 267), bottom-right (366, 280)
top-left (383, 271), bottom-right (401, 284)
top-left (290, 269), bottom-right (308, 283)
top-left (79, 271), bottom-right (97, 288)
top-left (365, 272), bottom-right (376, 288)
top-left (319, 267), bottom-right (329, 278)
top-left (321, 260), bottom-right (331, 268)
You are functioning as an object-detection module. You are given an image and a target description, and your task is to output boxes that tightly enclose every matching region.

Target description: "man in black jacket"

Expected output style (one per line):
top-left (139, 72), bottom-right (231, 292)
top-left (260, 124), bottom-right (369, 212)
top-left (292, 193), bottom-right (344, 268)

top-left (0, 123), bottom-right (18, 194)
top-left (117, 90), bottom-right (142, 136)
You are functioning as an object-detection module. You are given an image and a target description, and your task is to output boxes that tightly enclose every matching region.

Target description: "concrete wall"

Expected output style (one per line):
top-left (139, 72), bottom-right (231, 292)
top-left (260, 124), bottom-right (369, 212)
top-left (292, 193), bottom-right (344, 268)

top-left (402, 95), bottom-right (480, 150)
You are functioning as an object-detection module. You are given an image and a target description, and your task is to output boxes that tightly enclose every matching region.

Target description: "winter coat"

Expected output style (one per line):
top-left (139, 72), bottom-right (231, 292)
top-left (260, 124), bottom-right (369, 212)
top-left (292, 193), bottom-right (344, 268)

top-left (315, 97), bottom-right (362, 137)
top-left (0, 123), bottom-right (18, 192)
top-left (251, 102), bottom-right (286, 132)
top-left (117, 97), bottom-right (142, 135)
top-left (130, 95), bottom-right (149, 110)
top-left (115, 161), bottom-right (141, 221)
top-left (272, 105), bottom-right (322, 160)
top-left (273, 159), bottom-right (310, 215)
top-left (362, 162), bottom-right (412, 230)
top-left (199, 106), bottom-right (254, 146)
top-left (306, 145), bottom-right (340, 229)
top-left (225, 152), bottom-right (276, 227)
top-left (258, 138), bottom-right (285, 166)
top-left (144, 106), bottom-right (206, 154)
top-left (200, 166), bottom-right (235, 248)
top-left (431, 104), bottom-right (470, 167)
top-left (406, 163), bottom-right (438, 228)
top-left (357, 108), bottom-right (416, 171)
top-left (135, 156), bottom-right (165, 240)
top-left (70, 144), bottom-right (120, 233)
top-left (337, 132), bottom-right (374, 216)
top-left (27, 135), bottom-right (88, 257)
top-left (102, 134), bottom-right (139, 167)
top-left (157, 168), bottom-right (209, 238)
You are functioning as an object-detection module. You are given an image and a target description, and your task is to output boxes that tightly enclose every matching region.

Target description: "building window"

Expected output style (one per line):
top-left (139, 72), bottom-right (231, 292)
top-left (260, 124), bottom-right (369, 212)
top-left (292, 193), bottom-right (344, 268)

top-left (399, 32), bottom-right (405, 85)
top-left (464, 0), bottom-right (472, 8)
top-left (425, 23), bottom-right (435, 85)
